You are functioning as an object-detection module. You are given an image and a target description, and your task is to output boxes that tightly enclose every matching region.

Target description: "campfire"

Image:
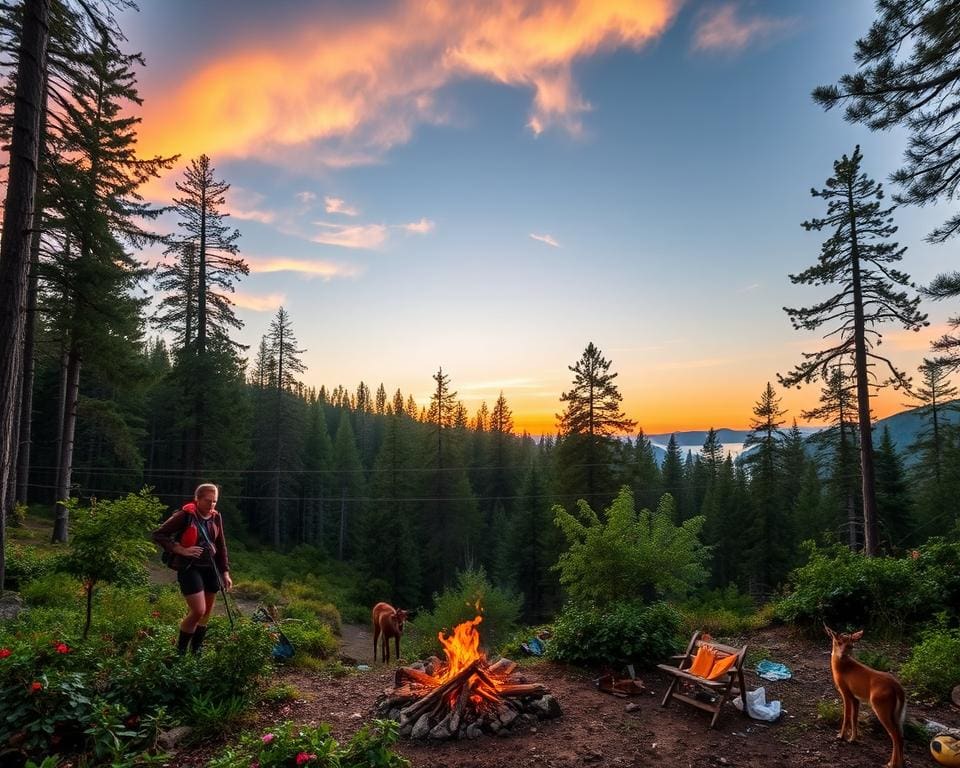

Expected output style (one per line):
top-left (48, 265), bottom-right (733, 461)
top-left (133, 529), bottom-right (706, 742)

top-left (376, 614), bottom-right (561, 740)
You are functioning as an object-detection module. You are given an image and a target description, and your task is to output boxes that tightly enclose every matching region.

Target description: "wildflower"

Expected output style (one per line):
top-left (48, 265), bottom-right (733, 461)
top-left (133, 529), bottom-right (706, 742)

top-left (151, 610), bottom-right (161, 619)
top-left (0, 648), bottom-right (11, 659)
top-left (910, 550), bottom-right (920, 560)
top-left (54, 642), bottom-right (70, 654)
top-left (261, 733), bottom-right (274, 744)
top-left (250, 763), bottom-right (259, 768)
top-left (295, 753), bottom-right (316, 766)
top-left (30, 681), bottom-right (42, 692)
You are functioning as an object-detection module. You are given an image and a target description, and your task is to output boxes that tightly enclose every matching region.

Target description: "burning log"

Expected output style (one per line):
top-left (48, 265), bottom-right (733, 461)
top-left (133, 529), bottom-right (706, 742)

top-left (376, 614), bottom-right (561, 740)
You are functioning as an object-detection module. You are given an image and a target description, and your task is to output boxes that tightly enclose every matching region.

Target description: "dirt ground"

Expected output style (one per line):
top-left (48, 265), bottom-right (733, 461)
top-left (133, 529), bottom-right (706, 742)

top-left (175, 623), bottom-right (960, 768)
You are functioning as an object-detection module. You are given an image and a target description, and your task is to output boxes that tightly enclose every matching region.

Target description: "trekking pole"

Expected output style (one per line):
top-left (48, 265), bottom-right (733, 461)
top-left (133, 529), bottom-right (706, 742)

top-left (195, 521), bottom-right (236, 629)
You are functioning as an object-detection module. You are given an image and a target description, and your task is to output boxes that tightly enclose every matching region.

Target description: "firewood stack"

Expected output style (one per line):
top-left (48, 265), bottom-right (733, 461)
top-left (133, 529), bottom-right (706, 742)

top-left (376, 655), bottom-right (562, 740)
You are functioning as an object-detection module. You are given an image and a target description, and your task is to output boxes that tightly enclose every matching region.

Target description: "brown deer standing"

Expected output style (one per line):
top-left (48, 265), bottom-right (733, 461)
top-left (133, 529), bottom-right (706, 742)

top-left (825, 626), bottom-right (906, 768)
top-left (372, 602), bottom-right (408, 663)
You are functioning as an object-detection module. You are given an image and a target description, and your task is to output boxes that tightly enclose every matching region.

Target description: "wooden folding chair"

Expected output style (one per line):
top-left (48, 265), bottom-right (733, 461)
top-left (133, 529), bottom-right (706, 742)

top-left (657, 630), bottom-right (748, 728)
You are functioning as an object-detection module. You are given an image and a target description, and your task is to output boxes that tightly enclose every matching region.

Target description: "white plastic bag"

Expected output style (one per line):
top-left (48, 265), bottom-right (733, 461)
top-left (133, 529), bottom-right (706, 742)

top-left (732, 686), bottom-right (782, 722)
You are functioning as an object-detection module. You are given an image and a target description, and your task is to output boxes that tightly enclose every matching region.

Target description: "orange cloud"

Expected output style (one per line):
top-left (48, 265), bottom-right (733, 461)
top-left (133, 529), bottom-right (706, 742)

top-left (325, 196), bottom-right (359, 216)
top-left (138, 1), bottom-right (680, 166)
top-left (232, 291), bottom-right (286, 312)
top-left (248, 256), bottom-right (362, 280)
top-left (692, 3), bottom-right (794, 53)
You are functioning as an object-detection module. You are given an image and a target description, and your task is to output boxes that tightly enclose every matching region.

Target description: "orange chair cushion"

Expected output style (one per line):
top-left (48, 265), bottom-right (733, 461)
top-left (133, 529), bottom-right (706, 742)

top-left (687, 645), bottom-right (717, 677)
top-left (706, 652), bottom-right (738, 680)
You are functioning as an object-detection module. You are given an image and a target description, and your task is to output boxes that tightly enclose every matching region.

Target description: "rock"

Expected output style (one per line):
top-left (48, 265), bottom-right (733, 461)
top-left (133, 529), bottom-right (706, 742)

top-left (411, 713), bottom-right (432, 740)
top-left (625, 702), bottom-right (641, 713)
top-left (157, 726), bottom-right (193, 751)
top-left (398, 721), bottom-right (413, 738)
top-left (532, 694), bottom-right (562, 720)
top-left (428, 719), bottom-right (454, 741)
top-left (466, 723), bottom-right (483, 740)
top-left (583, 749), bottom-right (603, 763)
top-left (498, 706), bottom-right (518, 728)
top-left (0, 593), bottom-right (23, 622)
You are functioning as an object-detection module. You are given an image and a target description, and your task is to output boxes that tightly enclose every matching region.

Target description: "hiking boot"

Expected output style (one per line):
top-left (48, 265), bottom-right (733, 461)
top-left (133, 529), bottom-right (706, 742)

top-left (190, 625), bottom-right (208, 655)
top-left (177, 629), bottom-right (193, 655)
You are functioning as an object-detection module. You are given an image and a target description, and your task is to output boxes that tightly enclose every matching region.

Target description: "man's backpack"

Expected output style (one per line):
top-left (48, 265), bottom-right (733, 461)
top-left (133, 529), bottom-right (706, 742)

top-left (160, 509), bottom-right (196, 566)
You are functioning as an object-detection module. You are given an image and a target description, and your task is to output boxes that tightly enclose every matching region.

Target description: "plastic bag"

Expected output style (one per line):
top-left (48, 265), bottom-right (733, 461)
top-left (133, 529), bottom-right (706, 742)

top-left (732, 686), bottom-right (782, 722)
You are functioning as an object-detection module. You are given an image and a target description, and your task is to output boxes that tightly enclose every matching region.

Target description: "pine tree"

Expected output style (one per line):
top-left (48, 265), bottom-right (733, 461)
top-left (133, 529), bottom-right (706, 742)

top-left (780, 146), bottom-right (927, 556)
top-left (359, 411), bottom-right (421, 605)
top-left (556, 342), bottom-right (636, 508)
top-left (333, 411), bottom-right (364, 560)
top-left (815, 2), bottom-right (960, 364)
top-left (803, 368), bottom-right (861, 548)
top-left (742, 384), bottom-right (790, 591)
top-left (631, 430), bottom-right (663, 513)
top-left (265, 307), bottom-right (306, 548)
top-left (661, 434), bottom-right (684, 519)
top-left (375, 383), bottom-right (387, 415)
top-left (874, 425), bottom-right (914, 550)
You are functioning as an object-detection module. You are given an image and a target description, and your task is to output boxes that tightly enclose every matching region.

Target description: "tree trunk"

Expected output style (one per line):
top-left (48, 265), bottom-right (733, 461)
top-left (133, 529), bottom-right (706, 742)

top-left (52, 346), bottom-right (81, 543)
top-left (83, 583), bottom-right (94, 640)
top-left (847, 183), bottom-right (879, 557)
top-left (14, 76), bottom-right (48, 508)
top-left (0, 0), bottom-right (50, 591)
top-left (338, 486), bottom-right (346, 560)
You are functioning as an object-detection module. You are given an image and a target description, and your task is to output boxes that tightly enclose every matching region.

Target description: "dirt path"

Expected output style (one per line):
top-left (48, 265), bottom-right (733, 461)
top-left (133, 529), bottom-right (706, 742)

top-left (176, 625), bottom-right (960, 768)
top-left (340, 622), bottom-right (374, 664)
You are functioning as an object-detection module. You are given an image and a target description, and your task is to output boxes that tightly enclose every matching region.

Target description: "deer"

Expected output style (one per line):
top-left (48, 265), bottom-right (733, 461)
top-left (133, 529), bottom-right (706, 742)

top-left (372, 602), bottom-right (408, 664)
top-left (825, 625), bottom-right (907, 768)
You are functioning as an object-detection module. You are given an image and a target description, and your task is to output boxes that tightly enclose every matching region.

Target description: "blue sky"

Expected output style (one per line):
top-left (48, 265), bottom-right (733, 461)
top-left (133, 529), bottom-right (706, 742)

top-left (121, 0), bottom-right (956, 433)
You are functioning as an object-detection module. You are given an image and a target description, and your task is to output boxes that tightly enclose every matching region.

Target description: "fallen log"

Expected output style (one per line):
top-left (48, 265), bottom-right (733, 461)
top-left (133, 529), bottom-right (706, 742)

top-left (395, 666), bottom-right (440, 688)
top-left (399, 660), bottom-right (481, 723)
top-left (496, 683), bottom-right (549, 698)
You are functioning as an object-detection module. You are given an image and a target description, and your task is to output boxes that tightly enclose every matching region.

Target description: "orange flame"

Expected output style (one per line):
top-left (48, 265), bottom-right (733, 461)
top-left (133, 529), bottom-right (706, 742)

top-left (437, 615), bottom-right (485, 682)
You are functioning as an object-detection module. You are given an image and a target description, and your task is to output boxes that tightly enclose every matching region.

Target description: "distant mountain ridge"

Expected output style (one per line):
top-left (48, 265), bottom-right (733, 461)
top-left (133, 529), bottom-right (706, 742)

top-left (639, 400), bottom-right (960, 467)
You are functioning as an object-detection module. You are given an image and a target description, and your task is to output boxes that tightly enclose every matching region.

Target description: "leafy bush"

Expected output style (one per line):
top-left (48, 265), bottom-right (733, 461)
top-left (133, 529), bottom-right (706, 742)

top-left (208, 719), bottom-right (409, 768)
top-left (58, 490), bottom-right (165, 639)
top-left (282, 599), bottom-right (341, 634)
top-left (900, 628), bottom-right (960, 701)
top-left (20, 572), bottom-right (83, 608)
top-left (549, 600), bottom-right (682, 667)
top-left (409, 567), bottom-right (521, 660)
top-left (232, 579), bottom-right (283, 604)
top-left (553, 488), bottom-right (709, 608)
top-left (281, 620), bottom-right (338, 663)
top-left (680, 586), bottom-right (775, 635)
top-left (3, 543), bottom-right (54, 589)
top-left (774, 542), bottom-right (942, 634)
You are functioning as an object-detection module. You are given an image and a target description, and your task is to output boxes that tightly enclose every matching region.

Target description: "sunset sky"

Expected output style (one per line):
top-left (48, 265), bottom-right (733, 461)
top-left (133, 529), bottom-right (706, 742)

top-left (122, 0), bottom-right (957, 435)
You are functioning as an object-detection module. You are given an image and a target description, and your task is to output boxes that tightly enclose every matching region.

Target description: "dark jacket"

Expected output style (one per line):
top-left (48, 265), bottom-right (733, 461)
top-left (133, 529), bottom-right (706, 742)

top-left (152, 502), bottom-right (230, 573)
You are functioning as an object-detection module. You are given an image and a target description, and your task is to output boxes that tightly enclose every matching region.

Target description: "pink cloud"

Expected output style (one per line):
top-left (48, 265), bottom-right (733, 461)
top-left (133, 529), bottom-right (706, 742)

top-left (401, 218), bottom-right (435, 234)
top-left (693, 3), bottom-right (795, 53)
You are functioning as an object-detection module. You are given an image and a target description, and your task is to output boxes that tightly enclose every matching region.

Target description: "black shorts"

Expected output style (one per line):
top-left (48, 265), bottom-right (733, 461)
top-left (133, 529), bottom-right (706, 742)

top-left (177, 565), bottom-right (219, 596)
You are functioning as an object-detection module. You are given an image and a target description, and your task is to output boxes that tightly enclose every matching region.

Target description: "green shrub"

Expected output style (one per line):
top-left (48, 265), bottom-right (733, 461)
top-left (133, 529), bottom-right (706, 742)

top-left (282, 620), bottom-right (338, 663)
top-left (408, 567), bottom-right (521, 660)
top-left (261, 682), bottom-right (301, 704)
top-left (775, 542), bottom-right (940, 634)
top-left (855, 649), bottom-right (892, 673)
top-left (282, 599), bottom-right (341, 634)
top-left (549, 600), bottom-right (682, 667)
top-left (553, 488), bottom-right (709, 608)
top-left (208, 719), bottom-right (409, 768)
top-left (816, 698), bottom-right (842, 726)
top-left (680, 587), bottom-right (775, 636)
top-left (900, 628), bottom-right (960, 701)
top-left (232, 579), bottom-right (283, 604)
top-left (21, 572), bottom-right (83, 608)
top-left (3, 543), bottom-right (54, 589)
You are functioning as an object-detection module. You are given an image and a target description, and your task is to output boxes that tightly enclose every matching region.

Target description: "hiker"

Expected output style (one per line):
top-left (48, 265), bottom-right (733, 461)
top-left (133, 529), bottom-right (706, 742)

top-left (153, 483), bottom-right (233, 655)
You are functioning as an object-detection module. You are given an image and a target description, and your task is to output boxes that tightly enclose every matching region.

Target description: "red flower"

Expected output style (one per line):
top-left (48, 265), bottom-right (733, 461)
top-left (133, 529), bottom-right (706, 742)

top-left (0, 648), bottom-right (11, 659)
top-left (30, 681), bottom-right (42, 692)
top-left (54, 643), bottom-right (70, 654)
top-left (150, 610), bottom-right (161, 619)
top-left (295, 753), bottom-right (316, 766)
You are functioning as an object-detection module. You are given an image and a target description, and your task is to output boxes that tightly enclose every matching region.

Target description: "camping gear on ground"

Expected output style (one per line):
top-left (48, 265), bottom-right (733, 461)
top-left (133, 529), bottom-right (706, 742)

top-left (732, 686), bottom-right (782, 722)
top-left (251, 607), bottom-right (295, 660)
top-left (596, 665), bottom-right (645, 697)
top-left (756, 660), bottom-right (792, 681)
top-left (931, 735), bottom-right (960, 767)
top-left (657, 630), bottom-right (748, 729)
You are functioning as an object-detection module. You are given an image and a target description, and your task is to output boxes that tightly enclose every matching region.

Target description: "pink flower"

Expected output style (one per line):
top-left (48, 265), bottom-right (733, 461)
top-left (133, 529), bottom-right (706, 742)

top-left (54, 643), bottom-right (70, 654)
top-left (250, 763), bottom-right (259, 768)
top-left (0, 648), bottom-right (11, 659)
top-left (260, 733), bottom-right (274, 744)
top-left (295, 753), bottom-right (316, 766)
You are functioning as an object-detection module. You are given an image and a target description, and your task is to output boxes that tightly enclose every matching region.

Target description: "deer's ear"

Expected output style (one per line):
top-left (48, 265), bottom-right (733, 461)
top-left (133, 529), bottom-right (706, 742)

top-left (823, 623), bottom-right (835, 638)
top-left (850, 630), bottom-right (863, 641)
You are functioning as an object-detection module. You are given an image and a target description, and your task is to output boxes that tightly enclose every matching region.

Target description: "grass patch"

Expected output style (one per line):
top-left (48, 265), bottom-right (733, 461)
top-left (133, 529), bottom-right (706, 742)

top-left (816, 699), bottom-right (842, 726)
